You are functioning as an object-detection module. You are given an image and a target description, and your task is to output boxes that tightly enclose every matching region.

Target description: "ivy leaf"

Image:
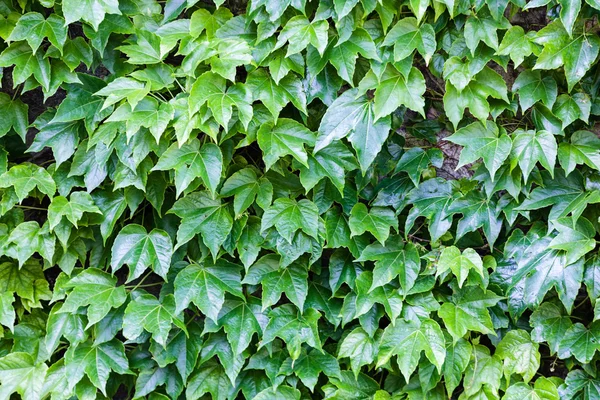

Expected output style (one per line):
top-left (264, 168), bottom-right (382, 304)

top-left (48, 191), bottom-right (101, 230)
top-left (530, 300), bottom-right (573, 355)
top-left (278, 350), bottom-right (341, 391)
top-left (382, 18), bottom-right (436, 64)
top-left (510, 129), bottom-right (557, 180)
top-left (211, 298), bottom-right (263, 355)
top-left (496, 330), bottom-right (540, 383)
top-left (189, 71), bottom-right (253, 130)
top-left (246, 69), bottom-right (307, 120)
top-left (0, 163), bottom-right (56, 202)
top-left (503, 224), bottom-right (585, 314)
top-left (186, 360), bottom-right (233, 400)
top-left (394, 148), bottom-right (443, 186)
top-left (503, 378), bottom-right (559, 400)
top-left (220, 168), bottom-right (272, 217)
top-left (553, 93), bottom-right (591, 129)
top-left (356, 237), bottom-right (420, 292)
top-left (257, 119), bottom-right (316, 170)
top-left (534, 20), bottom-right (600, 91)
top-left (558, 321), bottom-right (600, 363)
top-left (448, 191), bottom-right (503, 246)
top-left (513, 70), bottom-right (558, 111)
top-left (443, 67), bottom-right (509, 128)
top-left (123, 292), bottom-right (186, 347)
top-left (338, 327), bottom-right (377, 378)
top-left (168, 191), bottom-right (233, 258)
top-left (462, 344), bottom-right (502, 398)
top-left (153, 139), bottom-right (223, 197)
top-left (376, 318), bottom-right (446, 382)
top-left (436, 246), bottom-right (485, 288)
top-left (173, 260), bottom-right (243, 321)
top-left (348, 203), bottom-right (398, 245)
top-left (497, 25), bottom-right (537, 68)
top-left (371, 65), bottom-right (426, 120)
top-left (110, 224), bottom-right (173, 282)
top-left (0, 94), bottom-right (28, 141)
top-left (0, 353), bottom-right (47, 400)
top-left (261, 198), bottom-right (319, 243)
top-left (261, 305), bottom-right (322, 360)
top-left (548, 217), bottom-right (596, 265)
top-left (558, 130), bottom-right (600, 175)
top-left (464, 11), bottom-right (508, 55)
top-left (405, 178), bottom-right (456, 242)
top-left (0, 42), bottom-right (51, 92)
top-left (443, 338), bottom-right (472, 397)
top-left (274, 16), bottom-right (329, 56)
top-left (94, 77), bottom-right (149, 110)
top-left (315, 88), bottom-right (391, 173)
top-left (297, 141), bottom-right (357, 195)
top-left (65, 339), bottom-right (130, 395)
top-left (60, 269), bottom-right (127, 327)
top-left (438, 284), bottom-right (502, 342)
top-left (243, 255), bottom-right (309, 310)
top-left (446, 120), bottom-right (512, 181)
top-left (254, 386), bottom-right (300, 400)
top-left (62, 0), bottom-right (121, 30)
top-left (8, 12), bottom-right (67, 54)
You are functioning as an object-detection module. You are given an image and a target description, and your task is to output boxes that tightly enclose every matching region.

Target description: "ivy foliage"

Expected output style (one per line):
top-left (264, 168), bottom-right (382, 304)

top-left (1, 0), bottom-right (600, 398)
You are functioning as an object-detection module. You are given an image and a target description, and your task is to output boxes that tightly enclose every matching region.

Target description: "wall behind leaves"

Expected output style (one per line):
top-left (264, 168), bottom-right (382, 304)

top-left (0, 0), bottom-right (599, 398)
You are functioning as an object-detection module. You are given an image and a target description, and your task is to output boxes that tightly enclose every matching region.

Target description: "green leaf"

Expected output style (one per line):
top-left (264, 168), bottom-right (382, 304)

top-left (60, 268), bottom-right (127, 327)
top-left (338, 327), bottom-right (377, 378)
top-left (62, 0), bottom-right (121, 30)
top-left (371, 65), bottom-right (426, 119)
top-left (438, 284), bottom-right (502, 342)
top-left (496, 330), bottom-right (540, 383)
top-left (349, 203), bottom-right (398, 245)
top-left (315, 88), bottom-right (391, 172)
top-left (513, 70), bottom-right (558, 111)
top-left (8, 12), bottom-right (67, 54)
top-left (94, 77), bottom-right (149, 110)
top-left (530, 300), bottom-right (573, 355)
top-left (0, 42), bottom-right (51, 91)
top-left (261, 197), bottom-right (319, 243)
top-left (173, 260), bottom-right (243, 322)
top-left (394, 148), bottom-right (443, 186)
top-left (186, 360), bottom-right (233, 400)
top-left (405, 178), bottom-right (456, 242)
top-left (278, 350), bottom-right (340, 391)
top-left (274, 16), bottom-right (329, 56)
top-left (462, 344), bottom-right (502, 398)
top-left (297, 141), bottom-right (358, 195)
top-left (0, 93), bottom-right (28, 140)
top-left (220, 168), bottom-right (272, 217)
top-left (436, 246), bottom-right (485, 288)
top-left (123, 292), bottom-right (186, 347)
top-left (254, 385), bottom-right (301, 400)
top-left (189, 71), bottom-right (252, 130)
top-left (357, 236), bottom-right (420, 292)
top-left (261, 305), bottom-right (322, 360)
top-left (246, 69), bottom-right (307, 120)
top-left (446, 120), bottom-right (512, 181)
top-left (169, 191), bottom-right (233, 258)
top-left (382, 18), bottom-right (436, 64)
top-left (65, 339), bottom-right (130, 395)
top-left (211, 298), bottom-right (262, 355)
top-left (534, 20), bottom-right (600, 91)
top-left (464, 11), bottom-right (507, 55)
top-left (553, 93), bottom-right (591, 129)
top-left (497, 26), bottom-right (538, 68)
top-left (376, 318), bottom-right (445, 382)
top-left (558, 130), bottom-right (600, 175)
top-left (243, 255), bottom-right (308, 310)
top-left (558, 321), bottom-right (600, 363)
top-left (153, 139), bottom-right (223, 197)
top-left (48, 191), bottom-right (101, 230)
top-left (0, 352), bottom-right (47, 400)
top-left (510, 129), bottom-right (557, 180)
top-left (503, 378), bottom-right (559, 400)
top-left (110, 224), bottom-right (173, 281)
top-left (443, 67), bottom-right (509, 128)
top-left (257, 118), bottom-right (316, 170)
top-left (0, 163), bottom-right (55, 202)
top-left (443, 338), bottom-right (472, 397)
